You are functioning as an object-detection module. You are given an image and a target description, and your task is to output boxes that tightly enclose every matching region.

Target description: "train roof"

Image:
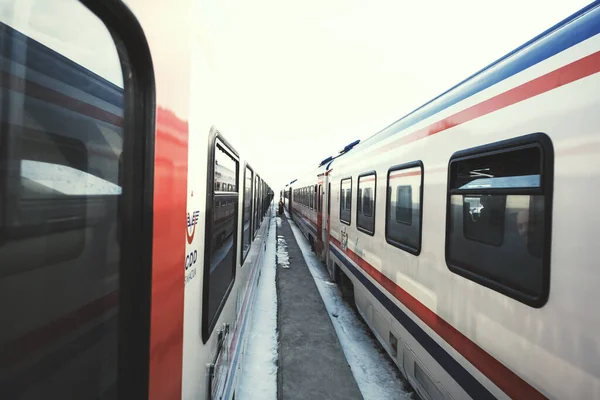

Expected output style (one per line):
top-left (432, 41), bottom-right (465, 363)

top-left (285, 2), bottom-right (600, 185)
top-left (356, 1), bottom-right (600, 149)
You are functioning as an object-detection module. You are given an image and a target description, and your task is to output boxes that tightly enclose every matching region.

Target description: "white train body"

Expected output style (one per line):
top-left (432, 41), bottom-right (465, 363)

top-left (287, 3), bottom-right (600, 399)
top-left (0, 1), bottom-right (274, 399)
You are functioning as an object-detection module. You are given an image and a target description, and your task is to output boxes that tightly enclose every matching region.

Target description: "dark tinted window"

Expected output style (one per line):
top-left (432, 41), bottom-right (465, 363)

top-left (396, 186), bottom-right (412, 225)
top-left (446, 134), bottom-right (552, 307)
top-left (340, 178), bottom-right (351, 224)
top-left (386, 163), bottom-right (423, 254)
top-left (357, 188), bottom-right (363, 213)
top-left (363, 188), bottom-right (372, 217)
top-left (242, 166), bottom-right (253, 263)
top-left (204, 140), bottom-right (238, 338)
top-left (0, 6), bottom-right (126, 398)
top-left (357, 173), bottom-right (375, 234)
top-left (253, 176), bottom-right (259, 236)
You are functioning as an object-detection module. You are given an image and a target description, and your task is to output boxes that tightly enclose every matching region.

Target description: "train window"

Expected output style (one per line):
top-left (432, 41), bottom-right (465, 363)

top-left (307, 187), bottom-right (309, 208)
top-left (203, 136), bottom-right (239, 341)
top-left (253, 175), bottom-right (259, 237)
top-left (0, 1), bottom-right (153, 397)
top-left (340, 178), bottom-right (352, 225)
top-left (357, 172), bottom-right (376, 235)
top-left (241, 165), bottom-right (253, 264)
top-left (262, 181), bottom-right (266, 217)
top-left (386, 162), bottom-right (423, 254)
top-left (357, 189), bottom-right (363, 213)
top-left (363, 189), bottom-right (373, 216)
top-left (446, 133), bottom-right (553, 307)
top-left (396, 186), bottom-right (413, 225)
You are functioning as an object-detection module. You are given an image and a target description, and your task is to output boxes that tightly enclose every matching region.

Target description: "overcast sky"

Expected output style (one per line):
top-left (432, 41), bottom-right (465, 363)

top-left (1, 0), bottom-right (591, 192)
top-left (199, 0), bottom-right (591, 191)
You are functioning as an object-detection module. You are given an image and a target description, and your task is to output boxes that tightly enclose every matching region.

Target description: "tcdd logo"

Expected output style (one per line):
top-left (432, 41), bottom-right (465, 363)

top-left (187, 210), bottom-right (200, 244)
top-left (185, 250), bottom-right (197, 270)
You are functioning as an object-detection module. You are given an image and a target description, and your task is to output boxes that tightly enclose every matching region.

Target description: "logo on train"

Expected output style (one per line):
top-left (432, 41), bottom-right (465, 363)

top-left (340, 226), bottom-right (348, 251)
top-left (187, 210), bottom-right (200, 244)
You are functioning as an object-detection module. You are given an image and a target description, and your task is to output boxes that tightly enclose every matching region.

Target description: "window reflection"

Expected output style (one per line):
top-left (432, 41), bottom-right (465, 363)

top-left (447, 138), bottom-right (550, 301)
top-left (0, 2), bottom-right (124, 398)
top-left (386, 165), bottom-right (422, 253)
top-left (206, 142), bottom-right (238, 329)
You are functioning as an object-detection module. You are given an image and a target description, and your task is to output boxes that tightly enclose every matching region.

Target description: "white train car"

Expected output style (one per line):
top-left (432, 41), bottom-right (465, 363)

top-left (288, 2), bottom-right (600, 399)
top-left (0, 1), bottom-right (274, 399)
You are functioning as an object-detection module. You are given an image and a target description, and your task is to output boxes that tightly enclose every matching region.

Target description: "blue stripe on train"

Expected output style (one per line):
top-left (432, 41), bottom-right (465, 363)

top-left (330, 244), bottom-right (496, 399)
top-left (369, 2), bottom-right (600, 146)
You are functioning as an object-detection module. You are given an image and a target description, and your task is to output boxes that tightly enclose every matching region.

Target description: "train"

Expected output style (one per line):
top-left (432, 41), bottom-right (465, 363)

top-left (0, 1), bottom-right (273, 399)
top-left (284, 2), bottom-right (600, 399)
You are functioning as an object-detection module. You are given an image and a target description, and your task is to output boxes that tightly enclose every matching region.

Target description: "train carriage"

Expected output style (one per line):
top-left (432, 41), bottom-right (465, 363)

top-left (287, 2), bottom-right (600, 399)
top-left (0, 1), bottom-right (273, 399)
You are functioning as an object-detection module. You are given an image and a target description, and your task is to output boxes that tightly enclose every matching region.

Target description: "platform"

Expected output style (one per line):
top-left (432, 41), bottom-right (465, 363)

top-left (276, 213), bottom-right (363, 400)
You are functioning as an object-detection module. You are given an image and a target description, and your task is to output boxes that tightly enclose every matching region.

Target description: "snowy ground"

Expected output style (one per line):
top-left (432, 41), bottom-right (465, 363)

top-left (237, 214), bottom-right (278, 400)
top-left (238, 208), bottom-right (415, 400)
top-left (284, 211), bottom-right (416, 400)
top-left (276, 217), bottom-right (290, 269)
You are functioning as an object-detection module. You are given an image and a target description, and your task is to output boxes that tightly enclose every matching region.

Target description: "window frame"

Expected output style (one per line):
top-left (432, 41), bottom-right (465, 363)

top-left (202, 128), bottom-right (240, 342)
top-left (340, 177), bottom-right (352, 225)
top-left (241, 163), bottom-right (254, 265)
top-left (444, 132), bottom-right (554, 308)
top-left (385, 161), bottom-right (424, 255)
top-left (74, 1), bottom-right (156, 396)
top-left (357, 171), bottom-right (376, 236)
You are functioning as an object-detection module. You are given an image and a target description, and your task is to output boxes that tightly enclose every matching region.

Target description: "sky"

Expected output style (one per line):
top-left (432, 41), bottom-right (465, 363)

top-left (197, 0), bottom-right (592, 191)
top-left (1, 0), bottom-right (591, 192)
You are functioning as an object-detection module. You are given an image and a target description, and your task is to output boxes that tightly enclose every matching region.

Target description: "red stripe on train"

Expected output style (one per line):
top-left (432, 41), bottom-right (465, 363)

top-left (149, 107), bottom-right (188, 400)
top-left (329, 236), bottom-right (546, 399)
top-left (374, 51), bottom-right (600, 156)
top-left (389, 170), bottom-right (421, 180)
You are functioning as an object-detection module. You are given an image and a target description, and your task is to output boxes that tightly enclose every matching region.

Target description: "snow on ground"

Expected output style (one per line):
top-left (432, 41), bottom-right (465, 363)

top-left (237, 213), bottom-right (278, 400)
top-left (285, 211), bottom-right (415, 400)
top-left (276, 234), bottom-right (290, 269)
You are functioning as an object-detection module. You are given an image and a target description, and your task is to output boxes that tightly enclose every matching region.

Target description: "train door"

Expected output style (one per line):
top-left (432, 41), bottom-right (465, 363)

top-left (288, 187), bottom-right (292, 213)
